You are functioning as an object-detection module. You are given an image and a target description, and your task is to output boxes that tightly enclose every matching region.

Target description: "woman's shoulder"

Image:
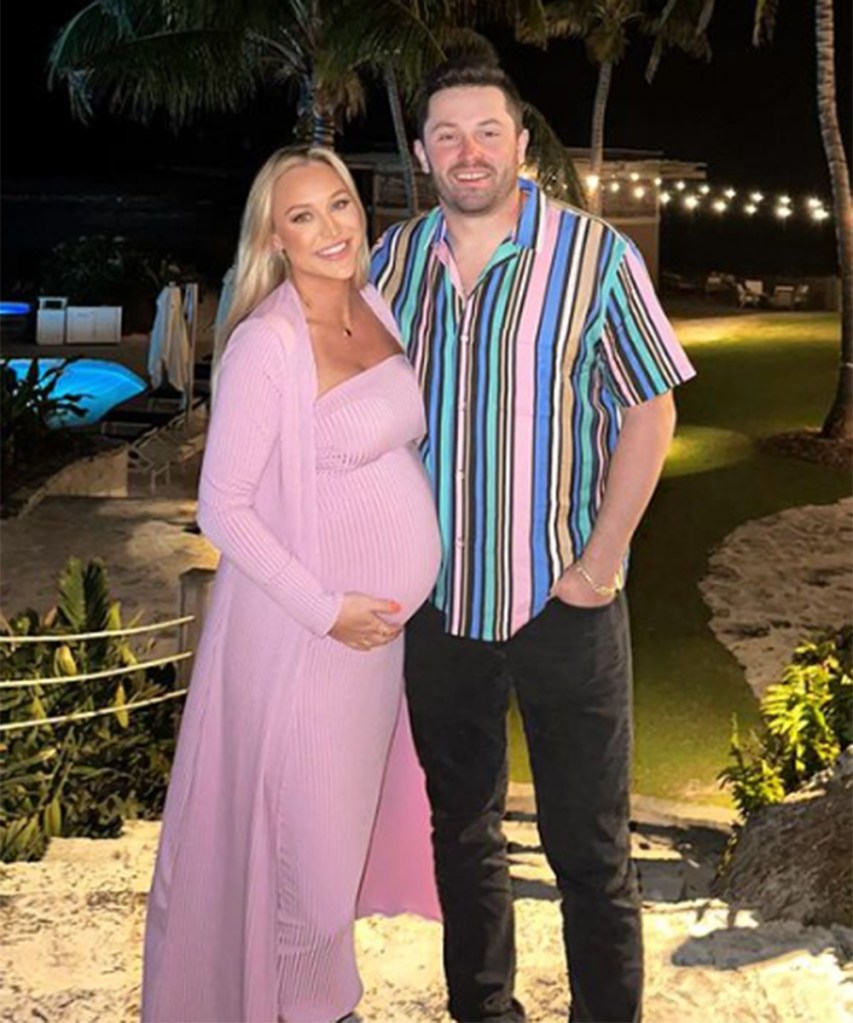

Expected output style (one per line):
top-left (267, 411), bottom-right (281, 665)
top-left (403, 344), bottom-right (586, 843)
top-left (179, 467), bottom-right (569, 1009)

top-left (227, 283), bottom-right (308, 364)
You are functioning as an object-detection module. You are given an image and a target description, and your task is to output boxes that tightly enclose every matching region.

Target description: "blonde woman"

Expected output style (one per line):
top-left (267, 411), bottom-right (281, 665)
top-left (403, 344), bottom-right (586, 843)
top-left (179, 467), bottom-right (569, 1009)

top-left (142, 147), bottom-right (441, 1023)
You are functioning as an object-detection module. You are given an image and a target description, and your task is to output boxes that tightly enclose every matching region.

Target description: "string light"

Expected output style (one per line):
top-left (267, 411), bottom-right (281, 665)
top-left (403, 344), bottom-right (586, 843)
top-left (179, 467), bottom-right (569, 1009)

top-left (576, 168), bottom-right (831, 222)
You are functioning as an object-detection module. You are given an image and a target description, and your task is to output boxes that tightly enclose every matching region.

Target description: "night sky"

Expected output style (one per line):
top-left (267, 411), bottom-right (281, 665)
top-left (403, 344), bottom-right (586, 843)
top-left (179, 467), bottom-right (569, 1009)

top-left (1, 1), bottom-right (851, 279)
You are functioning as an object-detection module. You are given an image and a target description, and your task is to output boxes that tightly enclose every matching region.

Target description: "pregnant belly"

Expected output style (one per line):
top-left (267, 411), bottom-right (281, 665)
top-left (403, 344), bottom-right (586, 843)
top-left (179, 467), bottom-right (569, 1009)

top-left (316, 446), bottom-right (441, 623)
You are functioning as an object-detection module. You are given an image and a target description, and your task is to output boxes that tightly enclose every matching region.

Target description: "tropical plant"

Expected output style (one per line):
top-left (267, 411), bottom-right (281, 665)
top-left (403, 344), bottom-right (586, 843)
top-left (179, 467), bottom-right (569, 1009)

top-left (40, 233), bottom-right (184, 302)
top-left (659, 0), bottom-right (852, 440)
top-left (0, 360), bottom-right (87, 475)
top-left (327, 0), bottom-right (584, 207)
top-left (719, 627), bottom-right (853, 820)
top-left (0, 558), bottom-right (183, 861)
top-left (523, 1), bottom-right (712, 214)
top-left (47, 1), bottom-right (582, 216)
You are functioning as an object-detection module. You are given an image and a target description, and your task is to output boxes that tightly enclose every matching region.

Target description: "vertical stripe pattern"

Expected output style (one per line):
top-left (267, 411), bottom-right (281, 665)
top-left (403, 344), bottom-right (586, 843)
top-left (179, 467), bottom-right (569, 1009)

top-left (371, 179), bottom-right (695, 641)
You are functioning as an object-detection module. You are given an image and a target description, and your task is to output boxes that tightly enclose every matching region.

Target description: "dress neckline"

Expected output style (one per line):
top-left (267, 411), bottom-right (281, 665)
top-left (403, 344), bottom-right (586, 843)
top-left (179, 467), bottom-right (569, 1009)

top-left (314, 352), bottom-right (406, 407)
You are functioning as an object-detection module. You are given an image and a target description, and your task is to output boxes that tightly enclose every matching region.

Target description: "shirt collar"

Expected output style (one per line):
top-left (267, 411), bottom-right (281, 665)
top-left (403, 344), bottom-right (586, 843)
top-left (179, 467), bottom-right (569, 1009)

top-left (429, 177), bottom-right (546, 254)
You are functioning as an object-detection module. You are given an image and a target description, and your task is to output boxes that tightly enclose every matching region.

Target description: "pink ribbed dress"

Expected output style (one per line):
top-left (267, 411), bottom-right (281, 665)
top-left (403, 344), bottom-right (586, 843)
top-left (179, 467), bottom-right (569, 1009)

top-left (142, 283), bottom-right (441, 1023)
top-left (277, 356), bottom-right (441, 1020)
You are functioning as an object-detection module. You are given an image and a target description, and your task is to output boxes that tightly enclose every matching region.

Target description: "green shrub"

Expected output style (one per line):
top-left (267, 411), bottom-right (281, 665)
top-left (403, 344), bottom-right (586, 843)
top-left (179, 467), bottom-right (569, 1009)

top-left (719, 627), bottom-right (852, 819)
top-left (40, 235), bottom-right (180, 305)
top-left (0, 361), bottom-right (86, 475)
top-left (39, 234), bottom-right (194, 331)
top-left (0, 558), bottom-right (184, 862)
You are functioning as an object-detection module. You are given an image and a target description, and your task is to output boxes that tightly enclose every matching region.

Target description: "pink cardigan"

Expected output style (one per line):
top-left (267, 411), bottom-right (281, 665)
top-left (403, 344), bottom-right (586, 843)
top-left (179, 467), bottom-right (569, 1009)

top-left (142, 281), bottom-right (439, 1023)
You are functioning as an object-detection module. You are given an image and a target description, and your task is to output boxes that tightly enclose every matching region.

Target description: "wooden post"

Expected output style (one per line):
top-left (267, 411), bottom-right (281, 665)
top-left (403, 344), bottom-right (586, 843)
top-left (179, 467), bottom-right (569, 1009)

top-left (178, 567), bottom-right (216, 684)
top-left (184, 281), bottom-right (199, 435)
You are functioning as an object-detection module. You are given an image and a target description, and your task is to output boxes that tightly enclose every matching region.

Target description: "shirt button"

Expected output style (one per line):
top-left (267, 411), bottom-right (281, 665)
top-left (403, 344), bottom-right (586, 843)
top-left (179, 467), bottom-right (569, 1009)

top-left (455, 538), bottom-right (465, 548)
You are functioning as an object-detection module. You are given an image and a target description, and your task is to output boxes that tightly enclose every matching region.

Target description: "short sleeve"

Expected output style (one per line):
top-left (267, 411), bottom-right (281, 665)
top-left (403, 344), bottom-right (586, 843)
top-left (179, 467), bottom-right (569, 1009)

top-left (599, 242), bottom-right (696, 406)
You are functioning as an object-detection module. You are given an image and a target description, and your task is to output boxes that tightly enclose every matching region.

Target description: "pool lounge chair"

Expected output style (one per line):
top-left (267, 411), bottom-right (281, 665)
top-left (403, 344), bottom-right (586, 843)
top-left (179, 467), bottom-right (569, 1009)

top-left (126, 402), bottom-right (208, 493)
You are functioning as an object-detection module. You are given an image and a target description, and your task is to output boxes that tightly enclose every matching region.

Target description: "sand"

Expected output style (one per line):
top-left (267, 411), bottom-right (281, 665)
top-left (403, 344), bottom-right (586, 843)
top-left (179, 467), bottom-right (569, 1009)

top-left (2, 497), bottom-right (851, 1022)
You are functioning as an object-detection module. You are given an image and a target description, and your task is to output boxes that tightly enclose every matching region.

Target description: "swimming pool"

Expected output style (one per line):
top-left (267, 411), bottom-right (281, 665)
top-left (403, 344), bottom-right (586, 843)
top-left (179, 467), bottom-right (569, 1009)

top-left (4, 358), bottom-right (147, 427)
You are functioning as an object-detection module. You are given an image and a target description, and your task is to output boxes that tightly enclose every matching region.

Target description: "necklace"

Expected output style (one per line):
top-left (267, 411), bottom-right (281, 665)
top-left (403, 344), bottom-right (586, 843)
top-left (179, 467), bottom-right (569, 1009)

top-left (307, 317), bottom-right (353, 339)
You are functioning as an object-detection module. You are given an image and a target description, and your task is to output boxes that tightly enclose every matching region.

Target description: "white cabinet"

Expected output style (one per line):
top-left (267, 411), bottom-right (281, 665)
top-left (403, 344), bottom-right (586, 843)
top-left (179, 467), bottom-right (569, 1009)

top-left (65, 306), bottom-right (122, 345)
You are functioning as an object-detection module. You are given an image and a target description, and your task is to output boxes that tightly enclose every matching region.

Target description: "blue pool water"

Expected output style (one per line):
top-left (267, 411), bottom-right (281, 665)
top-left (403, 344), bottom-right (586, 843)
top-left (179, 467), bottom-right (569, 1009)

top-left (5, 358), bottom-right (147, 427)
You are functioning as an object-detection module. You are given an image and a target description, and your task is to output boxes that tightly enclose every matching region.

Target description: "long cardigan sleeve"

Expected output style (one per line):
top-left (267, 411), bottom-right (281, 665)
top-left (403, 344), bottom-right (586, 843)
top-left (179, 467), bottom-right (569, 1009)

top-left (197, 315), bottom-right (342, 636)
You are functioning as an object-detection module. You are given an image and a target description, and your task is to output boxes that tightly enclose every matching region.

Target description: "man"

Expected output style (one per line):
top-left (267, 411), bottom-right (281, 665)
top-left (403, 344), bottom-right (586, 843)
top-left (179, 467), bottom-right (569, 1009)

top-left (370, 61), bottom-right (695, 1023)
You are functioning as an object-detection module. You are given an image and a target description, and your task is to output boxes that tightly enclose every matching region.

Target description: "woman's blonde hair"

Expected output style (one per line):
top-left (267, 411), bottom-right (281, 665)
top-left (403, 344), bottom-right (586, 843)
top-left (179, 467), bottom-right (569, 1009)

top-left (213, 146), bottom-right (370, 368)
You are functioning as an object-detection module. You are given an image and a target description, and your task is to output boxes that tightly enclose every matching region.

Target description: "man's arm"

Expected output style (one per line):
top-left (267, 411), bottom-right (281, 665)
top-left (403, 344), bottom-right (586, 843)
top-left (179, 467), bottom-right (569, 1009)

top-left (552, 392), bottom-right (676, 608)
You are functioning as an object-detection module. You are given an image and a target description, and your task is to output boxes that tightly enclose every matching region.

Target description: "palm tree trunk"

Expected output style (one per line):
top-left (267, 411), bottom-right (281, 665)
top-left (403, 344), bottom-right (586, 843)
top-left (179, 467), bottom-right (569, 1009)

top-left (588, 61), bottom-right (612, 216)
top-left (815, 0), bottom-right (853, 439)
top-left (295, 73), bottom-right (336, 148)
top-left (384, 65), bottom-right (418, 217)
top-left (310, 102), bottom-right (336, 147)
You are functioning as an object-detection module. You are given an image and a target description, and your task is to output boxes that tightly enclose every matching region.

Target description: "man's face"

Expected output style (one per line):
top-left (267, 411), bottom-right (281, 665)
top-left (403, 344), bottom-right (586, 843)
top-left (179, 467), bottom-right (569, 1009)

top-left (415, 85), bottom-right (529, 217)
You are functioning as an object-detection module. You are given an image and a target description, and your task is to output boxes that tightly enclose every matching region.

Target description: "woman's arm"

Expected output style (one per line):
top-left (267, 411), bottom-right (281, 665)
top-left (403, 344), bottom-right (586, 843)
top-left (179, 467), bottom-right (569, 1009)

top-left (197, 319), bottom-right (343, 636)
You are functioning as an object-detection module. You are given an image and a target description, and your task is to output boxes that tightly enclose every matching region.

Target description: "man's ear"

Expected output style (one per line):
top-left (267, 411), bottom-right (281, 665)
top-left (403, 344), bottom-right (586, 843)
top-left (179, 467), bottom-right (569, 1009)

top-left (516, 128), bottom-right (530, 167)
top-left (413, 140), bottom-right (430, 175)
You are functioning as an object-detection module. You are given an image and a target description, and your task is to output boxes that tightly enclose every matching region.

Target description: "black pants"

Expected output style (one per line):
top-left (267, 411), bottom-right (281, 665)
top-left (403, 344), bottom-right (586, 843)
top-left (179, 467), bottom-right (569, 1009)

top-left (404, 596), bottom-right (643, 1023)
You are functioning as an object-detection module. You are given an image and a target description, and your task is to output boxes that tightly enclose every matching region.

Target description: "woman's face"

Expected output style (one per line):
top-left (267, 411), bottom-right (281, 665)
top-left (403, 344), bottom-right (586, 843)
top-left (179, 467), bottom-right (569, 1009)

top-left (270, 161), bottom-right (365, 284)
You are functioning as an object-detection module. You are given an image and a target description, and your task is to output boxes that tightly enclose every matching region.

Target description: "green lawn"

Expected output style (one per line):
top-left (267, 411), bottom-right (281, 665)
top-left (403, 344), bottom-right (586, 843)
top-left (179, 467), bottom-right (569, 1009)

top-left (509, 312), bottom-right (851, 805)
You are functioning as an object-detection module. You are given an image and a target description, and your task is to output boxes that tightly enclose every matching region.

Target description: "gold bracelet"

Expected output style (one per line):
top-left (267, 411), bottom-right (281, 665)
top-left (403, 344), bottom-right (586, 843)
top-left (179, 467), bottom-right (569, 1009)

top-left (573, 561), bottom-right (624, 598)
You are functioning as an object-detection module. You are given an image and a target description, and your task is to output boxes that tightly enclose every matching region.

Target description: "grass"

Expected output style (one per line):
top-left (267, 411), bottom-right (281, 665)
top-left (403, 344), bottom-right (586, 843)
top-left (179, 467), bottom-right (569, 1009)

top-left (509, 312), bottom-right (851, 805)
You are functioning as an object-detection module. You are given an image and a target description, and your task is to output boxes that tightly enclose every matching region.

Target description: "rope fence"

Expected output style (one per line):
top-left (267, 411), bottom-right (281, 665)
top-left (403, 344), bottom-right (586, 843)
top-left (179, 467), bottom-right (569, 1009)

top-left (0, 690), bottom-right (188, 735)
top-left (1, 613), bottom-right (197, 734)
top-left (2, 652), bottom-right (193, 689)
top-left (0, 615), bottom-right (194, 644)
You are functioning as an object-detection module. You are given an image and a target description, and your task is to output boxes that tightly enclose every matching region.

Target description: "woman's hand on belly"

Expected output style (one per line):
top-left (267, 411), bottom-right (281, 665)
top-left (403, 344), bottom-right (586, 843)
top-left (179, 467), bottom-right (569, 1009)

top-left (329, 593), bottom-right (403, 652)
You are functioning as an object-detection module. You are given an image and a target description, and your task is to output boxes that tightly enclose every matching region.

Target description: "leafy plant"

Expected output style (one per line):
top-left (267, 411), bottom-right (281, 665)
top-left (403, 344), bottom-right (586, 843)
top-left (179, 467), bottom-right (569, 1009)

top-left (719, 627), bottom-right (853, 819)
top-left (0, 558), bottom-right (184, 862)
top-left (39, 234), bottom-right (183, 307)
top-left (0, 360), bottom-right (87, 475)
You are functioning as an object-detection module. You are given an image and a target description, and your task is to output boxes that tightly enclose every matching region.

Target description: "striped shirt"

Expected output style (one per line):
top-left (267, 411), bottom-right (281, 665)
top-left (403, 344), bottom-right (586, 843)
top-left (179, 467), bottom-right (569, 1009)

top-left (371, 178), bottom-right (695, 641)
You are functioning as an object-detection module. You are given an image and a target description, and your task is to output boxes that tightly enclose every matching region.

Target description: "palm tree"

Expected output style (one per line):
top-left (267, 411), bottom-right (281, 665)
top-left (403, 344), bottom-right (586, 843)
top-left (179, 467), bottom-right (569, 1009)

top-left (48, 1), bottom-right (367, 148)
top-left (661, 0), bottom-right (852, 438)
top-left (326, 0), bottom-right (583, 208)
top-left (768, 0), bottom-right (852, 440)
top-left (523, 1), bottom-right (711, 214)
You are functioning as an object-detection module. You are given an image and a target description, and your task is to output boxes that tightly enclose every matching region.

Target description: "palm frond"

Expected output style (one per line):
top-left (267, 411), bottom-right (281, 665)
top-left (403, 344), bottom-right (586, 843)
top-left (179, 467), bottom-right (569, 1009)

top-left (53, 28), bottom-right (268, 127)
top-left (522, 100), bottom-right (585, 207)
top-left (753, 0), bottom-right (779, 46)
top-left (324, 0), bottom-right (445, 85)
top-left (645, 0), bottom-right (714, 80)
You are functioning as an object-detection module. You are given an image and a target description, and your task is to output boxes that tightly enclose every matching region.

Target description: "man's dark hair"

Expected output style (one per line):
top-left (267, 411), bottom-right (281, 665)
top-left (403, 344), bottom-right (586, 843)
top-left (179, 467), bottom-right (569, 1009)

top-left (415, 61), bottom-right (524, 139)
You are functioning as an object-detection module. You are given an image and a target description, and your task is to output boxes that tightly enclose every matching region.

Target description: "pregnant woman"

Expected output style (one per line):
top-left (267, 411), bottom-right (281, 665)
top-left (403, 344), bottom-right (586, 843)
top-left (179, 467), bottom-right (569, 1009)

top-left (142, 147), bottom-right (442, 1023)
